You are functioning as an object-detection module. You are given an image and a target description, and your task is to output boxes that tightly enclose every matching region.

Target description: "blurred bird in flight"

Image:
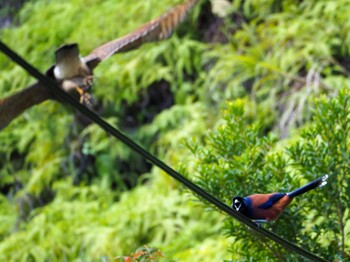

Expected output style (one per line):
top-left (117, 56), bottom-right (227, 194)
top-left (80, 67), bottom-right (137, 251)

top-left (0, 0), bottom-right (198, 130)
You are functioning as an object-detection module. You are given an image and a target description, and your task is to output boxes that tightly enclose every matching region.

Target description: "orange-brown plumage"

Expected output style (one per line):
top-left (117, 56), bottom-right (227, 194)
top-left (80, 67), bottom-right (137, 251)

top-left (247, 193), bottom-right (292, 221)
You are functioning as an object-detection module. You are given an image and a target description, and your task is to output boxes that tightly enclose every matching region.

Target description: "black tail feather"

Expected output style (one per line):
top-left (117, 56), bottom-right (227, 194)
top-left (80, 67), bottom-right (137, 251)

top-left (287, 175), bottom-right (328, 198)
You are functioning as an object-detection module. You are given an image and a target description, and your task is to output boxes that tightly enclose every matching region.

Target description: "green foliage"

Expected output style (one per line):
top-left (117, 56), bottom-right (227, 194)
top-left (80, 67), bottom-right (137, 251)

top-left (0, 0), bottom-right (215, 261)
top-left (0, 0), bottom-right (205, 190)
top-left (287, 90), bottom-right (350, 258)
top-left (0, 175), bottom-right (227, 261)
top-left (187, 91), bottom-right (350, 260)
top-left (2, 0), bottom-right (350, 260)
top-left (187, 99), bottom-right (296, 260)
top-left (203, 0), bottom-right (350, 135)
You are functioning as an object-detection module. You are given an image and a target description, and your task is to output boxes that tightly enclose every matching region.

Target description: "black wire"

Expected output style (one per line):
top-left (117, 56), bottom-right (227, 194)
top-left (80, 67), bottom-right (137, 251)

top-left (0, 40), bottom-right (328, 262)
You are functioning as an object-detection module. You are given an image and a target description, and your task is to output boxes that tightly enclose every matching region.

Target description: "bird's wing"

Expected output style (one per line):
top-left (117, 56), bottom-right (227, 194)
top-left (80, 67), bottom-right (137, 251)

top-left (84, 0), bottom-right (198, 70)
top-left (0, 81), bottom-right (51, 131)
top-left (257, 193), bottom-right (286, 209)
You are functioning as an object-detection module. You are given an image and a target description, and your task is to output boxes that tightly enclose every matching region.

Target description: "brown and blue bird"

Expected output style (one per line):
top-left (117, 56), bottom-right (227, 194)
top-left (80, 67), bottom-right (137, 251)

top-left (232, 175), bottom-right (328, 222)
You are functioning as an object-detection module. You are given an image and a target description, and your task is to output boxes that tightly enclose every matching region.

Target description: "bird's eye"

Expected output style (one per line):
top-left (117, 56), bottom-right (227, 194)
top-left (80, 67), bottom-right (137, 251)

top-left (233, 199), bottom-right (242, 211)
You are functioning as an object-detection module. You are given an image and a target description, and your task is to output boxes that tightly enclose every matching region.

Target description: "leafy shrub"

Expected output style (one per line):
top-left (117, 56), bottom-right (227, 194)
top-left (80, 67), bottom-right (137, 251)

top-left (202, 0), bottom-right (350, 136)
top-left (187, 90), bottom-right (350, 260)
top-left (0, 174), bottom-right (228, 261)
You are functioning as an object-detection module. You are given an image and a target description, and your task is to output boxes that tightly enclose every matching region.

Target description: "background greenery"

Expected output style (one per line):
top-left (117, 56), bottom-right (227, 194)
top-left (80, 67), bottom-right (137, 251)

top-left (0, 0), bottom-right (349, 261)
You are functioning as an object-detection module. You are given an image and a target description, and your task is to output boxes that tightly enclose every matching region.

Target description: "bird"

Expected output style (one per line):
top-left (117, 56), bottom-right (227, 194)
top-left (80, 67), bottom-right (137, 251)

top-left (232, 175), bottom-right (328, 222)
top-left (53, 43), bottom-right (94, 105)
top-left (0, 0), bottom-right (198, 130)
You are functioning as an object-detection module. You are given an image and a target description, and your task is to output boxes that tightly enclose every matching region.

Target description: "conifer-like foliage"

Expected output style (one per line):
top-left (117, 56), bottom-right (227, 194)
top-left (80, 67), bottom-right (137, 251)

top-left (1, 0), bottom-right (350, 261)
top-left (188, 91), bottom-right (350, 260)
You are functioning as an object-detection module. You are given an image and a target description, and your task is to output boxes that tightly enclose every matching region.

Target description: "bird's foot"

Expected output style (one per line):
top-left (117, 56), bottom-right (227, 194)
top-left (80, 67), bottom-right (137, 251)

top-left (60, 76), bottom-right (94, 107)
top-left (81, 75), bottom-right (94, 91)
top-left (75, 86), bottom-right (94, 108)
top-left (79, 76), bottom-right (94, 108)
top-left (253, 219), bottom-right (268, 228)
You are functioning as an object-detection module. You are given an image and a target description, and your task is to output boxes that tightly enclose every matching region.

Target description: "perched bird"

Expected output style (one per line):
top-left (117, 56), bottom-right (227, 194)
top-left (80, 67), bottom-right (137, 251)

top-left (232, 175), bottom-right (328, 222)
top-left (0, 0), bottom-right (198, 130)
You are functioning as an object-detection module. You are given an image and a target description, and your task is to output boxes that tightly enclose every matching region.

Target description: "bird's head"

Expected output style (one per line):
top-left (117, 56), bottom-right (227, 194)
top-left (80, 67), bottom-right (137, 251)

top-left (232, 196), bottom-right (247, 214)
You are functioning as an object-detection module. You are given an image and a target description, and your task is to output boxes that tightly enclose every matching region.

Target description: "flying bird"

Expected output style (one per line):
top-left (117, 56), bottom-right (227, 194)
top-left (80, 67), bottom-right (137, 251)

top-left (232, 175), bottom-right (328, 222)
top-left (0, 0), bottom-right (198, 130)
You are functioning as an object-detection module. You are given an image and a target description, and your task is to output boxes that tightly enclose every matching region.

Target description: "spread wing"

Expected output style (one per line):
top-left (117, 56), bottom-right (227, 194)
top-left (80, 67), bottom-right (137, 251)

top-left (257, 193), bottom-right (286, 209)
top-left (0, 81), bottom-right (51, 130)
top-left (84, 0), bottom-right (198, 70)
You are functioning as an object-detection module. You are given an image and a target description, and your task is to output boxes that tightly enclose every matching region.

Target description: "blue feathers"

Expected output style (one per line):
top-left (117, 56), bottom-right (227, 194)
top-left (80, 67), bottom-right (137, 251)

top-left (257, 193), bottom-right (286, 209)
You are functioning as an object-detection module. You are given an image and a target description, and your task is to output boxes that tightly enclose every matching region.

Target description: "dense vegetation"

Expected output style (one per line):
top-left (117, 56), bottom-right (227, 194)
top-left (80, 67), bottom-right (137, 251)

top-left (0, 0), bottom-right (349, 261)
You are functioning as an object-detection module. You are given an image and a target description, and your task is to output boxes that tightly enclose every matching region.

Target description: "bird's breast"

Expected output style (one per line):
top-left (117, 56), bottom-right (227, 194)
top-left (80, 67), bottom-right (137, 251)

top-left (53, 57), bottom-right (89, 80)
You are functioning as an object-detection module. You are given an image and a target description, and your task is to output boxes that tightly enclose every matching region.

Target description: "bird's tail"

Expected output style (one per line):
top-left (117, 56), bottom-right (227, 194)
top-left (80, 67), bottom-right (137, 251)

top-left (287, 175), bottom-right (328, 198)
